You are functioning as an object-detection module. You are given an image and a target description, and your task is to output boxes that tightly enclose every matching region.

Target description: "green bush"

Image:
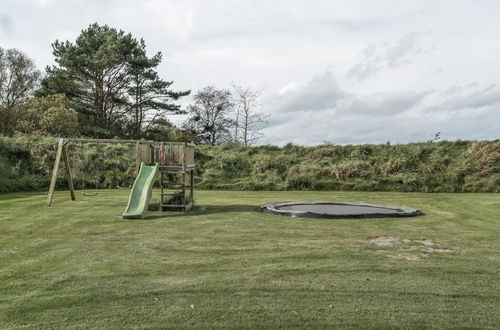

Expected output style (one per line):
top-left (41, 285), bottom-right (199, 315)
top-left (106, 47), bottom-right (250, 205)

top-left (285, 164), bottom-right (320, 190)
top-left (0, 137), bottom-right (498, 193)
top-left (328, 160), bottom-right (373, 180)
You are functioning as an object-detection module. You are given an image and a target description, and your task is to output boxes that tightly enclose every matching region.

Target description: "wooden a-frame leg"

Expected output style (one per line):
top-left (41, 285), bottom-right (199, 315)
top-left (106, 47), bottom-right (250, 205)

top-left (62, 145), bottom-right (76, 201)
top-left (190, 170), bottom-right (194, 204)
top-left (47, 139), bottom-right (64, 207)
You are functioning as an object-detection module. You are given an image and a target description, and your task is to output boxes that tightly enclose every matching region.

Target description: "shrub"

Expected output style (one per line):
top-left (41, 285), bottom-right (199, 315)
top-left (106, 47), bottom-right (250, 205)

top-left (329, 160), bottom-right (373, 180)
top-left (206, 151), bottom-right (251, 174)
top-left (285, 164), bottom-right (320, 190)
top-left (0, 137), bottom-right (498, 193)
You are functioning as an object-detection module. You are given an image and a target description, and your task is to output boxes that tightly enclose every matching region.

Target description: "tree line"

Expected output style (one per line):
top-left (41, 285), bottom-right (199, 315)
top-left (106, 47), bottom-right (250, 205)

top-left (0, 23), bottom-right (267, 145)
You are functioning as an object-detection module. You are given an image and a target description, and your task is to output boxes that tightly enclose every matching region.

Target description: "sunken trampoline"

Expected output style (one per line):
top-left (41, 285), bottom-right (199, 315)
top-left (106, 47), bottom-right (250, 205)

top-left (261, 201), bottom-right (422, 219)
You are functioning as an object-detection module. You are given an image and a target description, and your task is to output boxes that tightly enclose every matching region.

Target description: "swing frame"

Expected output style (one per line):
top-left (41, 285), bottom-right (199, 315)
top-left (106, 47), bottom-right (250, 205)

top-left (46, 138), bottom-right (195, 210)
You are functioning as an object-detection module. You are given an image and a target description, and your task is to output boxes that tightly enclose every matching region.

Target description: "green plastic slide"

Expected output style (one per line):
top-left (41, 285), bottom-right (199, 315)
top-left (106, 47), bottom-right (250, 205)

top-left (122, 162), bottom-right (159, 219)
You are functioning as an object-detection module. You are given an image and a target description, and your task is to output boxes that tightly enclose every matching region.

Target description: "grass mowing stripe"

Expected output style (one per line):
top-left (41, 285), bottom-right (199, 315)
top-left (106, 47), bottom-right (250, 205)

top-left (0, 190), bottom-right (499, 329)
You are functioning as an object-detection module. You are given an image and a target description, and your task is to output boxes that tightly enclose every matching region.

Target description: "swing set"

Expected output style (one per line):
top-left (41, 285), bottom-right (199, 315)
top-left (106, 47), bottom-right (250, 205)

top-left (47, 138), bottom-right (196, 213)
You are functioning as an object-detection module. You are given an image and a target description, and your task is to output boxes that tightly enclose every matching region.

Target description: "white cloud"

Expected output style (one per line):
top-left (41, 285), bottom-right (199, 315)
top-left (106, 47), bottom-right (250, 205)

top-left (427, 84), bottom-right (500, 112)
top-left (348, 31), bottom-right (431, 80)
top-left (36, 0), bottom-right (56, 7)
top-left (1, 0), bottom-right (499, 144)
top-left (50, 29), bottom-right (79, 44)
top-left (337, 90), bottom-right (429, 116)
top-left (262, 70), bottom-right (499, 145)
top-left (0, 13), bottom-right (12, 36)
top-left (269, 71), bottom-right (347, 114)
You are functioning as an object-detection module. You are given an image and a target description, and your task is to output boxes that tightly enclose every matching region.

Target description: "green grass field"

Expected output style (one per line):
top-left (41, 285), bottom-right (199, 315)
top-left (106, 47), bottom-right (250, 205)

top-left (1, 190), bottom-right (499, 329)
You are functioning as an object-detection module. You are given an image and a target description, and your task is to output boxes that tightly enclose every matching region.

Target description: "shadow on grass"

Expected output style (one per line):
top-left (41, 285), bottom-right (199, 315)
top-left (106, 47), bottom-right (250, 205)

top-left (132, 203), bottom-right (423, 222)
top-left (126, 204), bottom-right (261, 221)
top-left (191, 204), bottom-right (260, 215)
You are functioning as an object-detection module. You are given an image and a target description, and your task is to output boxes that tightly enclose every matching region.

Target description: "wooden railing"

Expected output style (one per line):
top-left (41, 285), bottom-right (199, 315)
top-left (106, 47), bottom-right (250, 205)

top-left (160, 143), bottom-right (195, 168)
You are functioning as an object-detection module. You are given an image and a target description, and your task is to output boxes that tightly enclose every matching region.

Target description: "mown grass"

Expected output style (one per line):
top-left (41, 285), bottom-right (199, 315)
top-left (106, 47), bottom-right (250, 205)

top-left (0, 190), bottom-right (499, 329)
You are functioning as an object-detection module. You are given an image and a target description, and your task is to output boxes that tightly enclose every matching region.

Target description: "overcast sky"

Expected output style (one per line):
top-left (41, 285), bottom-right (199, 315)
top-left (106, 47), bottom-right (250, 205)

top-left (1, 0), bottom-right (499, 145)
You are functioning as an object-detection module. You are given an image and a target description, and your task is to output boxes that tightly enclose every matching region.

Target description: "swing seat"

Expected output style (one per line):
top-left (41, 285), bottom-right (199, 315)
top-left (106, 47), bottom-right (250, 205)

top-left (82, 192), bottom-right (98, 196)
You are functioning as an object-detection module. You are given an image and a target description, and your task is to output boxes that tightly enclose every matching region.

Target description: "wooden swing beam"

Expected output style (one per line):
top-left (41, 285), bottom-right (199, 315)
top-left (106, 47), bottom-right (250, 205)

top-left (46, 138), bottom-right (193, 207)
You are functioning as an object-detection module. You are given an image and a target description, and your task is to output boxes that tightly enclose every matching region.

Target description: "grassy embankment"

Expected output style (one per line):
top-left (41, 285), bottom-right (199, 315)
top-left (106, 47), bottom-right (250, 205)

top-left (1, 190), bottom-right (499, 329)
top-left (1, 137), bottom-right (499, 193)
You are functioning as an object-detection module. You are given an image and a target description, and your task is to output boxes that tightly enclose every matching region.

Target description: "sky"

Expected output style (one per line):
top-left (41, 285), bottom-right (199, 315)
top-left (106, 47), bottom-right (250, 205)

top-left (1, 0), bottom-right (499, 145)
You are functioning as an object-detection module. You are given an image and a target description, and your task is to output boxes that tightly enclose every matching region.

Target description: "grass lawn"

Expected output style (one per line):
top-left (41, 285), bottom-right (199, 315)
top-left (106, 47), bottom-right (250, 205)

top-left (0, 190), bottom-right (499, 329)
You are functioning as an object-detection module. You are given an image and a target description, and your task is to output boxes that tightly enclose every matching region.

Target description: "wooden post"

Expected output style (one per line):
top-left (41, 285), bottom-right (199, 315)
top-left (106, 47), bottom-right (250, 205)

top-left (62, 145), bottom-right (76, 201)
top-left (160, 142), bottom-right (164, 201)
top-left (182, 144), bottom-right (186, 209)
top-left (135, 141), bottom-right (141, 175)
top-left (190, 170), bottom-right (194, 203)
top-left (47, 139), bottom-right (64, 206)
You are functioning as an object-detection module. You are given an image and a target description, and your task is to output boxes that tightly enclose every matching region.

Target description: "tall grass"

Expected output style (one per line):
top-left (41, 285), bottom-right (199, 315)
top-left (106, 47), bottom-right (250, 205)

top-left (194, 141), bottom-right (499, 192)
top-left (0, 136), bottom-right (136, 192)
top-left (0, 137), bottom-right (498, 192)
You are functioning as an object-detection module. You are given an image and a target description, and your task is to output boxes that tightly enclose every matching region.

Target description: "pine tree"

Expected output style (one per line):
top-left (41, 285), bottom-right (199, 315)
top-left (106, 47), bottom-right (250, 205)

top-left (127, 39), bottom-right (189, 139)
top-left (39, 23), bottom-right (188, 138)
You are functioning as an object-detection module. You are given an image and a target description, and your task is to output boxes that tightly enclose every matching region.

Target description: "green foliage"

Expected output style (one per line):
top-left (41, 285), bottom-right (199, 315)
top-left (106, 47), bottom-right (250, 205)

top-left (329, 160), bottom-right (373, 180)
top-left (140, 118), bottom-right (190, 142)
top-left (0, 136), bottom-right (135, 192)
top-left (0, 137), bottom-right (498, 193)
top-left (208, 152), bottom-right (251, 173)
top-left (0, 136), bottom-right (56, 192)
top-left (66, 143), bottom-right (136, 189)
top-left (126, 40), bottom-right (190, 139)
top-left (285, 164), bottom-right (319, 190)
top-left (0, 47), bottom-right (41, 136)
top-left (39, 23), bottom-right (188, 138)
top-left (16, 94), bottom-right (79, 137)
top-left (458, 141), bottom-right (500, 192)
top-left (194, 140), bottom-right (499, 192)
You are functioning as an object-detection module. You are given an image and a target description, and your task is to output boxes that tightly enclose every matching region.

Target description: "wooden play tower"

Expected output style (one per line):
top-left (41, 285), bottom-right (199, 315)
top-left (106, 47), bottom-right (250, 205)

top-left (47, 138), bottom-right (195, 211)
top-left (137, 141), bottom-right (195, 211)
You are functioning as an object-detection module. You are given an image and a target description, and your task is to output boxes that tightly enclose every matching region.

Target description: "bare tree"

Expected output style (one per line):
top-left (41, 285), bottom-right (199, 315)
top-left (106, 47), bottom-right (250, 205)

top-left (231, 83), bottom-right (268, 146)
top-left (184, 86), bottom-right (234, 145)
top-left (0, 47), bottom-right (41, 136)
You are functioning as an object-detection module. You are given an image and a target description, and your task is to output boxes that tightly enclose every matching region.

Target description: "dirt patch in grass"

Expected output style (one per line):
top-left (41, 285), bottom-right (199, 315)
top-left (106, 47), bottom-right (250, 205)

top-left (369, 237), bottom-right (456, 260)
top-left (414, 239), bottom-right (434, 246)
top-left (387, 254), bottom-right (420, 261)
top-left (426, 248), bottom-right (455, 253)
top-left (368, 237), bottom-right (409, 246)
top-left (368, 237), bottom-right (438, 247)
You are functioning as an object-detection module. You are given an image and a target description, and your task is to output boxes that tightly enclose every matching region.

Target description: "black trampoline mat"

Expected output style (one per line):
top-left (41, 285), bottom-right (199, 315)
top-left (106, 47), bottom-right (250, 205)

top-left (261, 201), bottom-right (423, 219)
top-left (277, 203), bottom-right (400, 215)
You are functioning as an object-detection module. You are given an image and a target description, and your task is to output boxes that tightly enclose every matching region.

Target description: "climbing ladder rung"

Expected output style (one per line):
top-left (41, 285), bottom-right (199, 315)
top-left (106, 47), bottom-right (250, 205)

top-left (158, 160), bottom-right (194, 212)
